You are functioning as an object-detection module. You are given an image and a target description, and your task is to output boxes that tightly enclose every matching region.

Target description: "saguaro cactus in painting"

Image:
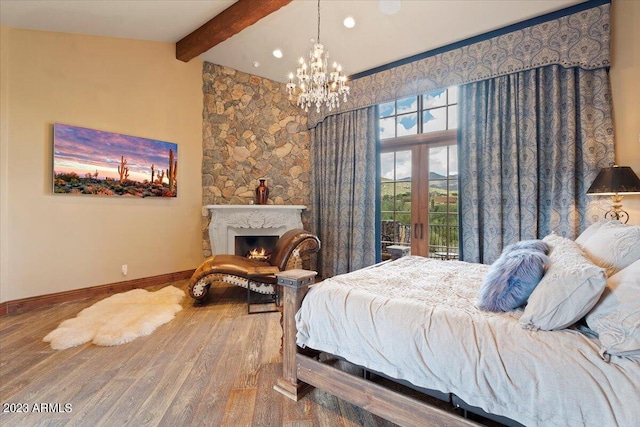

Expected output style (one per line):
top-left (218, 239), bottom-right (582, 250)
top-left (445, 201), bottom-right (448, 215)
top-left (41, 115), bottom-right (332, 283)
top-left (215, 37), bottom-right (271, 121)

top-left (156, 170), bottom-right (165, 185)
top-left (166, 149), bottom-right (178, 193)
top-left (118, 156), bottom-right (129, 182)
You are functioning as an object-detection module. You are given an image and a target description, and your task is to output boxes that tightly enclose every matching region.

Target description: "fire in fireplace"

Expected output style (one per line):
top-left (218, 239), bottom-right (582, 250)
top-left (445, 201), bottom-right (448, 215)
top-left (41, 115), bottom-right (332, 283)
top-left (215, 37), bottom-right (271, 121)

top-left (247, 247), bottom-right (270, 261)
top-left (235, 235), bottom-right (278, 260)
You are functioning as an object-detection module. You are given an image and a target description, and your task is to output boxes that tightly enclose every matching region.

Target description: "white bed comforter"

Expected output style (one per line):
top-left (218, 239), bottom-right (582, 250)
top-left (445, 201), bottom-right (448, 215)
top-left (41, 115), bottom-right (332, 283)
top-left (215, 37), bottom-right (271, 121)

top-left (296, 256), bottom-right (640, 427)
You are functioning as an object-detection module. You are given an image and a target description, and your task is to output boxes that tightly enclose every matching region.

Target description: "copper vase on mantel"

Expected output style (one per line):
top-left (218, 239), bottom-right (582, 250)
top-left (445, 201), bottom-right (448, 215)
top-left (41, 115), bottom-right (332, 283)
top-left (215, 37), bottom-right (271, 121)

top-left (255, 179), bottom-right (269, 205)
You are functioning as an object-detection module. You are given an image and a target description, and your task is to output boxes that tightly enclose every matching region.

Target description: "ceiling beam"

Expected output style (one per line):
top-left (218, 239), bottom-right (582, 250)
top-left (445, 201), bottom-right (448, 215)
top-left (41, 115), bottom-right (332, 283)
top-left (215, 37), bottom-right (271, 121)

top-left (176, 0), bottom-right (293, 62)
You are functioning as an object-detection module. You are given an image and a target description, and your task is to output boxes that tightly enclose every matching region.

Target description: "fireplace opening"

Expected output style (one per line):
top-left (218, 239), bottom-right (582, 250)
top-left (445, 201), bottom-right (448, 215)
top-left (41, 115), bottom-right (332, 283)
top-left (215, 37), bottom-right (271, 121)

top-left (235, 235), bottom-right (279, 260)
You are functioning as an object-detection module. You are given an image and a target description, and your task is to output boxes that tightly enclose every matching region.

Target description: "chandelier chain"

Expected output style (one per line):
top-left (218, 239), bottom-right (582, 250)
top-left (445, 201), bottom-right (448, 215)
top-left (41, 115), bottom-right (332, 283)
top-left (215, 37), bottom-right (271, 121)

top-left (317, 0), bottom-right (321, 43)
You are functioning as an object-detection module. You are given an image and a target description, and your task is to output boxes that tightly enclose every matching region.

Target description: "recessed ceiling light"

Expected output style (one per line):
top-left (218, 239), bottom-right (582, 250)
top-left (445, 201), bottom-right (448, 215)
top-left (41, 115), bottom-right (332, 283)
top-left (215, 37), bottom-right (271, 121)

top-left (343, 17), bottom-right (356, 29)
top-left (379, 0), bottom-right (401, 15)
top-left (273, 49), bottom-right (283, 59)
top-left (253, 61), bottom-right (260, 68)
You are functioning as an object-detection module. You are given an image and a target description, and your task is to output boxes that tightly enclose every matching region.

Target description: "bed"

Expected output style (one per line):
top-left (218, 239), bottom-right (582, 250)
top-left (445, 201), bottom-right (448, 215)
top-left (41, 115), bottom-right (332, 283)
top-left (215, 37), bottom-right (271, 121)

top-left (274, 220), bottom-right (640, 426)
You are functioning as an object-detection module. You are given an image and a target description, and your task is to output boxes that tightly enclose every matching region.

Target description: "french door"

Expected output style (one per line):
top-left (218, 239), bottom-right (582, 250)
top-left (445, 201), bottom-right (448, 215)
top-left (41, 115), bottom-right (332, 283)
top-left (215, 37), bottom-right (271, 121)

top-left (380, 140), bottom-right (458, 258)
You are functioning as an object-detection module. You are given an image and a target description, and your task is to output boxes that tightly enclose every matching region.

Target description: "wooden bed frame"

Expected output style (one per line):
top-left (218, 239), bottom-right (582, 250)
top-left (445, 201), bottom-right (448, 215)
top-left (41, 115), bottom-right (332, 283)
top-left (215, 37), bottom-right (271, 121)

top-left (272, 269), bottom-right (482, 427)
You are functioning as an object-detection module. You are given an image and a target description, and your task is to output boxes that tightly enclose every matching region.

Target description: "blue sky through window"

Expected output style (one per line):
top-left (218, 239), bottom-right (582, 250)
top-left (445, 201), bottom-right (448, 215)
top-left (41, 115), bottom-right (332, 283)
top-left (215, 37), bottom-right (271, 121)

top-left (397, 114), bottom-right (417, 136)
top-left (379, 87), bottom-right (457, 140)
top-left (397, 97), bottom-right (417, 113)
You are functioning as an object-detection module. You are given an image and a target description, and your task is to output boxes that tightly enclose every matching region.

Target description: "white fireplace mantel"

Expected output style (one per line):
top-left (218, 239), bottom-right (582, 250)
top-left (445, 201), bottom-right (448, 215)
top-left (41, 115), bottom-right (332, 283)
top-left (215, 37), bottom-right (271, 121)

top-left (205, 205), bottom-right (306, 255)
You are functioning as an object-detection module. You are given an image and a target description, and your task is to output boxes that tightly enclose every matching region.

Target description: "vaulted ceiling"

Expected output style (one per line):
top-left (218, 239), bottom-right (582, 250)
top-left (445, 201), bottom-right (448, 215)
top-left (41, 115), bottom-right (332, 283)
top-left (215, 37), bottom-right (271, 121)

top-left (1, 0), bottom-right (585, 83)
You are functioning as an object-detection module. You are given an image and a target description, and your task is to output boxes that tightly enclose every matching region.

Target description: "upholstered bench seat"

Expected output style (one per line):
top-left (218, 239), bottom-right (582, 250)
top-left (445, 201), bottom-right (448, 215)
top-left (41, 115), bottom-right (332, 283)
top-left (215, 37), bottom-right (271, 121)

top-left (188, 229), bottom-right (320, 312)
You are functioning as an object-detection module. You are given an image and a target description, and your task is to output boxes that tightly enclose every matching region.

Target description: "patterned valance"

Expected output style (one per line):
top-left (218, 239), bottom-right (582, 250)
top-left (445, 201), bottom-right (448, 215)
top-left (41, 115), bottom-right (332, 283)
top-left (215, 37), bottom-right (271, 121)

top-left (308, 3), bottom-right (610, 128)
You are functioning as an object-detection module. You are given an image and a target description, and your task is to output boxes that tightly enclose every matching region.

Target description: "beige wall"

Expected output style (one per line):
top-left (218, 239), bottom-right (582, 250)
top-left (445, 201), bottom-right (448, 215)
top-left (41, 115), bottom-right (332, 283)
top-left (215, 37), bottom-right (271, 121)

top-left (0, 27), bottom-right (203, 302)
top-left (1, 26), bottom-right (9, 302)
top-left (610, 0), bottom-right (640, 225)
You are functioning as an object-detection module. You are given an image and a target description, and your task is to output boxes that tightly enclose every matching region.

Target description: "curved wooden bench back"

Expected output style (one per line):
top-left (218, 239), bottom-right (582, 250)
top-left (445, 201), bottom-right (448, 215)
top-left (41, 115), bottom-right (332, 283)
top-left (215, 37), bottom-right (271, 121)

top-left (269, 229), bottom-right (321, 271)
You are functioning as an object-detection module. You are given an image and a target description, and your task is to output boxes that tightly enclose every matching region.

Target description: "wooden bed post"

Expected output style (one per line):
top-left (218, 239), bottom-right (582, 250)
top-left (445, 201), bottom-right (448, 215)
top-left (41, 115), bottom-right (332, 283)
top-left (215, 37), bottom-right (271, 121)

top-left (273, 269), bottom-right (317, 401)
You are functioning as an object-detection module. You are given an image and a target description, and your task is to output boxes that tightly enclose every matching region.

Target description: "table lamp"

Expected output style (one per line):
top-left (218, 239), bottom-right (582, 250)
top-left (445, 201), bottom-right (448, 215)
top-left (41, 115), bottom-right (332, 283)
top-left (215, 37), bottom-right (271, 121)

top-left (586, 165), bottom-right (640, 224)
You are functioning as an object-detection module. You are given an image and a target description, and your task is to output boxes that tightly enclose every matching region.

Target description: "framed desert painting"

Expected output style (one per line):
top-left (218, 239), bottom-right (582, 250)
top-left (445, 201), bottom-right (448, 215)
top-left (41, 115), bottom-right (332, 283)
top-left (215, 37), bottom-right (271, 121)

top-left (53, 123), bottom-right (178, 198)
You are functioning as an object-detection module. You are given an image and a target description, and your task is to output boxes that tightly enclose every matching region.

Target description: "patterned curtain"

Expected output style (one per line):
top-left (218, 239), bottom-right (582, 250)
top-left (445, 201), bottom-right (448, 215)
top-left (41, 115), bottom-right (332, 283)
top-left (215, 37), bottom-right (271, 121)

top-left (459, 65), bottom-right (614, 263)
top-left (310, 107), bottom-right (377, 278)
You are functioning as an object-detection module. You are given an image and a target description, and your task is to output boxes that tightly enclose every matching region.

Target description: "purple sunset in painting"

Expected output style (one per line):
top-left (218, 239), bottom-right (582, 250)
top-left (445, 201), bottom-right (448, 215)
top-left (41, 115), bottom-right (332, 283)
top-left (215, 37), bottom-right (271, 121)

top-left (53, 123), bottom-right (178, 198)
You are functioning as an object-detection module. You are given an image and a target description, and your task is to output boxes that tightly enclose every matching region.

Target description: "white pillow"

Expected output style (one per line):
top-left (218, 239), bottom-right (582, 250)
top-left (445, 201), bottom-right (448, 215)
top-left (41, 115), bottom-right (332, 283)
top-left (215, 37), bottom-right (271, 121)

top-left (575, 219), bottom-right (619, 246)
top-left (576, 220), bottom-right (640, 277)
top-left (585, 259), bottom-right (640, 359)
top-left (520, 234), bottom-right (606, 331)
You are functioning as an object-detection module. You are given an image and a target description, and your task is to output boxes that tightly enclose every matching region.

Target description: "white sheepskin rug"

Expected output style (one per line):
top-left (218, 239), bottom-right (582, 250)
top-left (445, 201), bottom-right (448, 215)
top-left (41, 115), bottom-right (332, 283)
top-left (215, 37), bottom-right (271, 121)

top-left (43, 286), bottom-right (185, 350)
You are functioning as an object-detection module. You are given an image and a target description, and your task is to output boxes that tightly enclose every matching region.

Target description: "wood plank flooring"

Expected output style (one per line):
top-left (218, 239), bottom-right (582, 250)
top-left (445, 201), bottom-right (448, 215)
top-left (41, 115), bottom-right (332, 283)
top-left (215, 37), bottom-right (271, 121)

top-left (0, 280), bottom-right (485, 427)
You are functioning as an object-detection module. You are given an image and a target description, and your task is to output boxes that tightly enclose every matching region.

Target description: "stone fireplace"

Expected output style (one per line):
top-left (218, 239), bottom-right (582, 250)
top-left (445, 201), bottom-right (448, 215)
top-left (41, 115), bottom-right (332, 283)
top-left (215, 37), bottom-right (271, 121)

top-left (200, 64), bottom-right (311, 257)
top-left (205, 205), bottom-right (306, 256)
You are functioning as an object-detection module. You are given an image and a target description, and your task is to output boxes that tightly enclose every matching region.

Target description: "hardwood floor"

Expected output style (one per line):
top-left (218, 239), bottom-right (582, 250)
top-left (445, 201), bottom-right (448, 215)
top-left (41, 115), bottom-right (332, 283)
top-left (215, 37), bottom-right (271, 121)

top-left (1, 280), bottom-right (499, 427)
top-left (0, 280), bottom-right (401, 426)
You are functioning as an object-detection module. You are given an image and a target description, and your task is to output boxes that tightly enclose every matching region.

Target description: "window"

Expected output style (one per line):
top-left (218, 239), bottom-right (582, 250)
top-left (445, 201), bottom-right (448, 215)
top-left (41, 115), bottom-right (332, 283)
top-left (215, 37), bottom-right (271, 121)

top-left (426, 144), bottom-right (458, 259)
top-left (380, 150), bottom-right (412, 249)
top-left (379, 87), bottom-right (458, 260)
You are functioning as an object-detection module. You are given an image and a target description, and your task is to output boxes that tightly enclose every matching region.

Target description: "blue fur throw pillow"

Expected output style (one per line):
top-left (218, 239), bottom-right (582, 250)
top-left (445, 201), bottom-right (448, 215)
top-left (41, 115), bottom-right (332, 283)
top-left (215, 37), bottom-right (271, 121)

top-left (502, 239), bottom-right (550, 256)
top-left (477, 244), bottom-right (550, 312)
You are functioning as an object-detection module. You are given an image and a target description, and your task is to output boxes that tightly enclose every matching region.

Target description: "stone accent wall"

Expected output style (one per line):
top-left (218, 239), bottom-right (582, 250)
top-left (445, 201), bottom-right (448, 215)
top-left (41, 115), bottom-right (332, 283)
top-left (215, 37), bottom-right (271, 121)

top-left (201, 62), bottom-right (310, 256)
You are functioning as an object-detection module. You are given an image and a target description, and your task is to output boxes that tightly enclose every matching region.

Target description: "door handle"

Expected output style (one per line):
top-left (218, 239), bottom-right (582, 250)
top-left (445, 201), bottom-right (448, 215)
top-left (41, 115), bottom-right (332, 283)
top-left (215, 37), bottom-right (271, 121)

top-left (414, 224), bottom-right (419, 239)
top-left (420, 223), bottom-right (424, 239)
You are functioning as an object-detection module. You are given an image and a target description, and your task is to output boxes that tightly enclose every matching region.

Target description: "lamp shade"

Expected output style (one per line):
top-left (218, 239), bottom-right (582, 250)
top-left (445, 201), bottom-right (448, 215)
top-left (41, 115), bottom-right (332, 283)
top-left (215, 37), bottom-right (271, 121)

top-left (586, 166), bottom-right (640, 195)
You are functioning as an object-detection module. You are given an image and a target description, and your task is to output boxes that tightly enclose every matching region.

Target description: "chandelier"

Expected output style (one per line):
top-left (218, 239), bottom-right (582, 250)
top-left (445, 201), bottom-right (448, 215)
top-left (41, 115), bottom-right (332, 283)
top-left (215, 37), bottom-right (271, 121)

top-left (286, 0), bottom-right (349, 113)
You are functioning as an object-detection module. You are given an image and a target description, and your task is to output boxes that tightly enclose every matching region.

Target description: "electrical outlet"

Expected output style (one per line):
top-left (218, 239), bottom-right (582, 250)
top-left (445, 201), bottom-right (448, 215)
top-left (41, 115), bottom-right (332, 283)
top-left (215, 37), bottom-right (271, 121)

top-left (121, 264), bottom-right (128, 276)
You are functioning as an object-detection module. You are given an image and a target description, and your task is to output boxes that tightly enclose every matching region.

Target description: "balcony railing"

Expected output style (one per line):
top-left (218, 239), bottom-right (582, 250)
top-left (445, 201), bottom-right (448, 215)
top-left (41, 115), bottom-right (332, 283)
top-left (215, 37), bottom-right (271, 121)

top-left (428, 222), bottom-right (458, 260)
top-left (381, 220), bottom-right (458, 260)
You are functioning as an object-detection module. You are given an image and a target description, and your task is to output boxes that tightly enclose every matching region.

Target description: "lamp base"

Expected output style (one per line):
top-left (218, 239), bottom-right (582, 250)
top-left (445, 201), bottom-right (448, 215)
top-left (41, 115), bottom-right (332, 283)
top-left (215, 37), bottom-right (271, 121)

top-left (604, 209), bottom-right (629, 224)
top-left (604, 194), bottom-right (629, 224)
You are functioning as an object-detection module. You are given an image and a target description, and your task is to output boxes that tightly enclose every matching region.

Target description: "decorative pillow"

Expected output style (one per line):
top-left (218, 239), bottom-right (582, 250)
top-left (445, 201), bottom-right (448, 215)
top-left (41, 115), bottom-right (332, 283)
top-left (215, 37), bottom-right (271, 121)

top-left (585, 259), bottom-right (640, 359)
top-left (576, 220), bottom-right (640, 277)
top-left (520, 234), bottom-right (607, 331)
top-left (477, 241), bottom-right (549, 312)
